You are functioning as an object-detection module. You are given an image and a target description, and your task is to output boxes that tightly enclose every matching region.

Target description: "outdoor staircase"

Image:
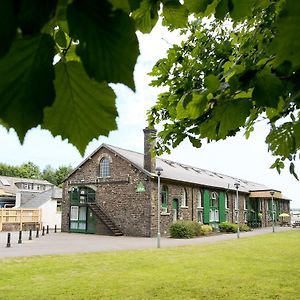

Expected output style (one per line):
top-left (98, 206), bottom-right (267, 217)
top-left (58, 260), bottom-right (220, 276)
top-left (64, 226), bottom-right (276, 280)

top-left (88, 203), bottom-right (123, 236)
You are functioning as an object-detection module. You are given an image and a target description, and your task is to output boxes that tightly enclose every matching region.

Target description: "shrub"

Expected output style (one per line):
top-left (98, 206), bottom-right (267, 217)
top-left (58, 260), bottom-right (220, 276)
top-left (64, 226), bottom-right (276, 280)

top-left (200, 224), bottom-right (213, 235)
top-left (169, 221), bottom-right (203, 238)
top-left (190, 221), bottom-right (202, 237)
top-left (169, 221), bottom-right (195, 238)
top-left (219, 222), bottom-right (251, 233)
top-left (240, 224), bottom-right (251, 232)
top-left (219, 222), bottom-right (238, 233)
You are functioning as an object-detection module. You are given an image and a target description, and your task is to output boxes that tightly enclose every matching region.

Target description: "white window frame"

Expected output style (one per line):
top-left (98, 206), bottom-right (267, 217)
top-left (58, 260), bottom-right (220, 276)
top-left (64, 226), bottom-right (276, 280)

top-left (70, 206), bottom-right (79, 221)
top-left (100, 157), bottom-right (110, 177)
top-left (197, 190), bottom-right (202, 208)
top-left (181, 188), bottom-right (187, 207)
top-left (225, 193), bottom-right (229, 209)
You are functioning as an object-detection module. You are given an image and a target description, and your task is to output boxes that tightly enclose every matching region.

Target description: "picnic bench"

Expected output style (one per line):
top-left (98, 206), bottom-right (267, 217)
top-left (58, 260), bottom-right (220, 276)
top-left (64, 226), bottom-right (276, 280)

top-left (292, 221), bottom-right (300, 228)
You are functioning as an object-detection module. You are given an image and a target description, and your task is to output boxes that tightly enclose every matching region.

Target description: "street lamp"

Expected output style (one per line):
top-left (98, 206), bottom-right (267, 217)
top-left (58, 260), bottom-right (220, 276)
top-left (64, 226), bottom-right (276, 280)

top-left (155, 166), bottom-right (163, 248)
top-left (270, 190), bottom-right (275, 233)
top-left (234, 182), bottom-right (240, 238)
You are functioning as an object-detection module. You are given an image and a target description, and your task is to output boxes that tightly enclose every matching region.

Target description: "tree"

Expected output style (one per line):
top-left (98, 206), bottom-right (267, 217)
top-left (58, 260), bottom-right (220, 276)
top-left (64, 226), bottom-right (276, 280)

top-left (0, 0), bottom-right (192, 155)
top-left (1, 0), bottom-right (299, 177)
top-left (0, 161), bottom-right (72, 185)
top-left (42, 165), bottom-right (57, 185)
top-left (19, 162), bottom-right (41, 178)
top-left (148, 0), bottom-right (300, 179)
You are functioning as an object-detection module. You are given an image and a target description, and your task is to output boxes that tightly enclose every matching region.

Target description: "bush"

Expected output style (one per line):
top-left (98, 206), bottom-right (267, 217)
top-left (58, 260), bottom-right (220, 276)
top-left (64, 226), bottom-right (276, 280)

top-left (190, 221), bottom-right (202, 237)
top-left (169, 221), bottom-right (203, 238)
top-left (200, 224), bottom-right (213, 235)
top-left (169, 221), bottom-right (195, 238)
top-left (219, 222), bottom-right (251, 233)
top-left (219, 222), bottom-right (238, 233)
top-left (240, 224), bottom-right (251, 232)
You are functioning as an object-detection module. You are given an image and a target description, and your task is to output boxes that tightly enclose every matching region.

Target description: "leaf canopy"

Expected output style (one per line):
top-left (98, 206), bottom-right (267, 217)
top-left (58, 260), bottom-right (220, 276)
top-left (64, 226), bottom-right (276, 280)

top-left (43, 61), bottom-right (117, 155)
top-left (67, 0), bottom-right (139, 90)
top-left (0, 34), bottom-right (55, 141)
top-left (148, 1), bottom-right (300, 178)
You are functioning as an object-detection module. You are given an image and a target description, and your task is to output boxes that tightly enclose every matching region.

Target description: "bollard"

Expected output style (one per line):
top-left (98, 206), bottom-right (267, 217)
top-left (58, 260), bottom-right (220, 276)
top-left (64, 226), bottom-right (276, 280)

top-left (6, 233), bottom-right (11, 248)
top-left (36, 228), bottom-right (39, 238)
top-left (18, 230), bottom-right (22, 244)
top-left (42, 226), bottom-right (45, 236)
top-left (54, 225), bottom-right (57, 233)
top-left (29, 229), bottom-right (32, 240)
top-left (46, 225), bottom-right (49, 234)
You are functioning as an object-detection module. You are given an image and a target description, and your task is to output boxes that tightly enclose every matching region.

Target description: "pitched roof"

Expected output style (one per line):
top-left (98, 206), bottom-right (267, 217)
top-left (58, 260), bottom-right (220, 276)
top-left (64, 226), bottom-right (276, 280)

top-left (0, 176), bottom-right (53, 196)
top-left (105, 144), bottom-right (271, 193)
top-left (20, 187), bottom-right (62, 208)
top-left (67, 143), bottom-right (274, 194)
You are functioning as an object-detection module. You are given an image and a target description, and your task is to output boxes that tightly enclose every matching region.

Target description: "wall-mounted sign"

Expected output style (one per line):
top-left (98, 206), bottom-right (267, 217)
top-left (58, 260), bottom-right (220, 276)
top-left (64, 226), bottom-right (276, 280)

top-left (136, 182), bottom-right (145, 192)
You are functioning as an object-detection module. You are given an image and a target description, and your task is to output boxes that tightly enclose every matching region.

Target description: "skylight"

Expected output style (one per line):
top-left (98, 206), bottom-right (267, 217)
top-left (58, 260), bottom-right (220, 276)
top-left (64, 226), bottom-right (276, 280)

top-left (0, 178), bottom-right (10, 186)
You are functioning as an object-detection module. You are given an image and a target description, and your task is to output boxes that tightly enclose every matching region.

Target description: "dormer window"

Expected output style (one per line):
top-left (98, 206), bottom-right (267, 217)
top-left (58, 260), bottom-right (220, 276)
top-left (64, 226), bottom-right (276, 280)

top-left (100, 157), bottom-right (110, 177)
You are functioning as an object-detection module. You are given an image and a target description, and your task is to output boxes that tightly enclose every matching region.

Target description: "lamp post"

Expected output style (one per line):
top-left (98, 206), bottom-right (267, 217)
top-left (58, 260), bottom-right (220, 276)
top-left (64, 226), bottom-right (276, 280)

top-left (155, 166), bottom-right (163, 248)
top-left (234, 183), bottom-right (240, 238)
top-left (270, 190), bottom-right (275, 233)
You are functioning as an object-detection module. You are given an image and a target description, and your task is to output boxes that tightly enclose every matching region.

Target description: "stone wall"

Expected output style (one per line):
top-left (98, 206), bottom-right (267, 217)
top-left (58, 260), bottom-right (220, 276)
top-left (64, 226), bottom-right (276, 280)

top-left (149, 182), bottom-right (250, 237)
top-left (62, 147), bottom-right (152, 237)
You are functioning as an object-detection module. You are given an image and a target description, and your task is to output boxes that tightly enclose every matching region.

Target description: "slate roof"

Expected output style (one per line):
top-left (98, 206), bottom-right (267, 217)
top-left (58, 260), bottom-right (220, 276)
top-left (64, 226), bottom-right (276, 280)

top-left (0, 176), bottom-right (53, 196)
top-left (21, 187), bottom-right (62, 208)
top-left (67, 143), bottom-right (274, 194)
top-left (105, 144), bottom-right (271, 194)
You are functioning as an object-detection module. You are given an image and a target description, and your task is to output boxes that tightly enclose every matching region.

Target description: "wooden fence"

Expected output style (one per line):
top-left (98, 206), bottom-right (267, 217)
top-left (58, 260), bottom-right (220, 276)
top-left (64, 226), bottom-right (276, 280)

top-left (0, 208), bottom-right (41, 231)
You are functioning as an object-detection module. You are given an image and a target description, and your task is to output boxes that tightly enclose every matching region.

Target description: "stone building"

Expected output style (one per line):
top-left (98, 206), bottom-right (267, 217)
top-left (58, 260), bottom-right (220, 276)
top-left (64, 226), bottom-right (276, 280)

top-left (62, 128), bottom-right (291, 237)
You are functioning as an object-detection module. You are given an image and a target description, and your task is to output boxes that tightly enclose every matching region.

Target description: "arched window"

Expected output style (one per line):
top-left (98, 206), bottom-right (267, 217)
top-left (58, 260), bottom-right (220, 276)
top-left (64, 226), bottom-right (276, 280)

top-left (197, 190), bottom-right (203, 208)
top-left (161, 185), bottom-right (168, 211)
top-left (225, 193), bottom-right (229, 209)
top-left (100, 157), bottom-right (110, 177)
top-left (181, 188), bottom-right (187, 207)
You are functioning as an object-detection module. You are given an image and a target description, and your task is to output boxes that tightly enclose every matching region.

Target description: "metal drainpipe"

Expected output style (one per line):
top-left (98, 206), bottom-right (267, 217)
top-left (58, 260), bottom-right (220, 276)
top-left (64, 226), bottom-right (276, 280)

top-left (191, 187), bottom-right (194, 221)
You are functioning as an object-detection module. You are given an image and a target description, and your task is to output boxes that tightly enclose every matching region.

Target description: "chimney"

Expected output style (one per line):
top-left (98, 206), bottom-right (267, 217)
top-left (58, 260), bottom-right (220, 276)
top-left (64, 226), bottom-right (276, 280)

top-left (143, 127), bottom-right (157, 173)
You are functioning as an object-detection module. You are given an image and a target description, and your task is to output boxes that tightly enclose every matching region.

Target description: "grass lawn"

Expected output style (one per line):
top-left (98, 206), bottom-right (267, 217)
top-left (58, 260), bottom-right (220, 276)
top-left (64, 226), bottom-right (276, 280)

top-left (0, 231), bottom-right (299, 299)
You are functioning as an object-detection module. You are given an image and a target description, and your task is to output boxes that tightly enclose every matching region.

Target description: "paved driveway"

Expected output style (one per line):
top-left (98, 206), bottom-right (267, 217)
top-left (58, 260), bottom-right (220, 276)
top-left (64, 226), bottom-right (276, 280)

top-left (0, 227), bottom-right (297, 259)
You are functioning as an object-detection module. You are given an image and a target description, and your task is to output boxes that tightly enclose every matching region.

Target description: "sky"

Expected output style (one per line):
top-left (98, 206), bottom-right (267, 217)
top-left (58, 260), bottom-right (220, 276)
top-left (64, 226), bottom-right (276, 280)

top-left (0, 23), bottom-right (299, 208)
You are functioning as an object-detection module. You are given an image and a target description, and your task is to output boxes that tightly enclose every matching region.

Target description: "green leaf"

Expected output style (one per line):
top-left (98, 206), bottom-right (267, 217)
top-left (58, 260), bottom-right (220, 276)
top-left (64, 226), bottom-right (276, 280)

top-left (253, 70), bottom-right (282, 108)
top-left (162, 1), bottom-right (188, 28)
top-left (188, 136), bottom-right (201, 148)
top-left (55, 29), bottom-right (67, 48)
top-left (289, 162), bottom-right (299, 181)
top-left (204, 74), bottom-right (220, 93)
top-left (108, 0), bottom-right (131, 12)
top-left (131, 0), bottom-right (160, 33)
top-left (184, 0), bottom-right (213, 14)
top-left (0, 34), bottom-right (55, 141)
top-left (67, 0), bottom-right (139, 90)
top-left (215, 0), bottom-right (230, 19)
top-left (43, 61), bottom-right (118, 155)
top-left (0, 0), bottom-right (17, 57)
top-left (271, 0), bottom-right (300, 68)
top-left (266, 123), bottom-right (297, 158)
top-left (17, 0), bottom-right (57, 35)
top-left (230, 0), bottom-right (256, 21)
top-left (200, 100), bottom-right (252, 139)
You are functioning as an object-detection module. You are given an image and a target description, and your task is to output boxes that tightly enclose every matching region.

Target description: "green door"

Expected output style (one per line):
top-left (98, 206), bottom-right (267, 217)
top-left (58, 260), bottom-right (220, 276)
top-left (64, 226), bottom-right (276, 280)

top-left (86, 208), bottom-right (96, 234)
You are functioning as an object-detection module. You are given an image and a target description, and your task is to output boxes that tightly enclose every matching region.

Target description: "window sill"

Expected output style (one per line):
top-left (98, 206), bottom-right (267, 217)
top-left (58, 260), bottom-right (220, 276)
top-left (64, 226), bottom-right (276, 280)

top-left (161, 212), bottom-right (170, 216)
top-left (180, 206), bottom-right (188, 209)
top-left (197, 207), bottom-right (203, 209)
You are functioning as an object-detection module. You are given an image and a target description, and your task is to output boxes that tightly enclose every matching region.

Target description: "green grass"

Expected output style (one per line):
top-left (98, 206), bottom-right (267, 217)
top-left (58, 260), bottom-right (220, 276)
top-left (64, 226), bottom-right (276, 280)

top-left (0, 231), bottom-right (299, 299)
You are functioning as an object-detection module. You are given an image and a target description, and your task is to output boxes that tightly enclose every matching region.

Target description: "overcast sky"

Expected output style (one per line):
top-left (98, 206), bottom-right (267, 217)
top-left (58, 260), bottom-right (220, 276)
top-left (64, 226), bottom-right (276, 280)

top-left (0, 23), bottom-right (299, 208)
